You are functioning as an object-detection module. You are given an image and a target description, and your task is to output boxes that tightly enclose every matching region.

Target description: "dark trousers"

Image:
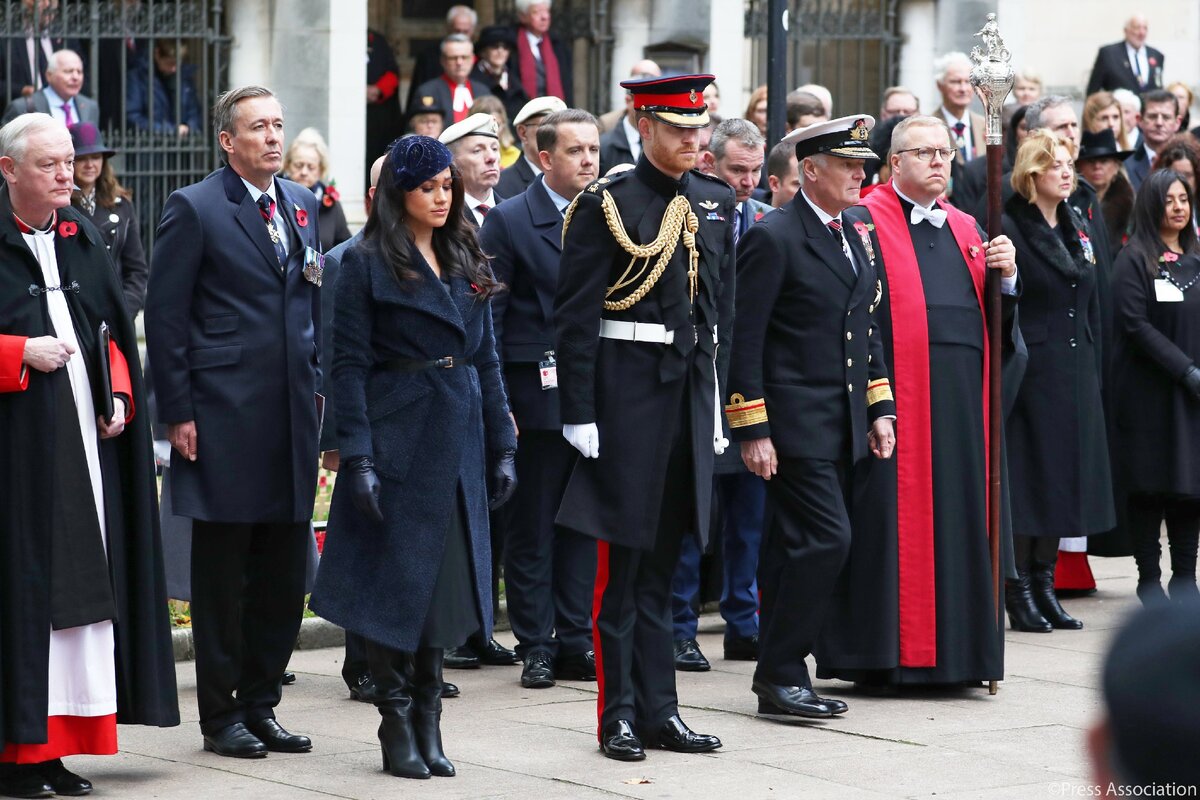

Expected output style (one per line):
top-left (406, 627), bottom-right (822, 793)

top-left (504, 430), bottom-right (595, 660)
top-left (592, 434), bottom-right (692, 734)
top-left (343, 632), bottom-right (370, 689)
top-left (671, 472), bottom-right (765, 640)
top-left (1128, 493), bottom-right (1200, 583)
top-left (754, 457), bottom-right (853, 688)
top-left (191, 520), bottom-right (309, 735)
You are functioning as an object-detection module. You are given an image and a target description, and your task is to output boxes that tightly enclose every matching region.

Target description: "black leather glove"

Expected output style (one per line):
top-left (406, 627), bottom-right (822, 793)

top-left (1184, 366), bottom-right (1200, 400)
top-left (488, 449), bottom-right (517, 510)
top-left (344, 456), bottom-right (383, 523)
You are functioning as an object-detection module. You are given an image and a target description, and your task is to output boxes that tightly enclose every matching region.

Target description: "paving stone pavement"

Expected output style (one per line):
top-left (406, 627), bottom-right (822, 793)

top-left (74, 555), bottom-right (1148, 799)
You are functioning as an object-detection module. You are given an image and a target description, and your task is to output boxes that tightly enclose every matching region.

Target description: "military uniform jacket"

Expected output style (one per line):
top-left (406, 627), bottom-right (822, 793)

top-left (726, 195), bottom-right (895, 462)
top-left (554, 156), bottom-right (736, 551)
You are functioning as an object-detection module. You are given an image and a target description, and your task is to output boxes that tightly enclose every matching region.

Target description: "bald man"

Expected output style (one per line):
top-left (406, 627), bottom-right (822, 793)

top-left (1087, 15), bottom-right (1165, 95)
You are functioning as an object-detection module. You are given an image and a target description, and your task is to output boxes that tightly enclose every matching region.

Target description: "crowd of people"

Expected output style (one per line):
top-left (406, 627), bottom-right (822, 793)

top-left (1, 3), bottom-right (1199, 798)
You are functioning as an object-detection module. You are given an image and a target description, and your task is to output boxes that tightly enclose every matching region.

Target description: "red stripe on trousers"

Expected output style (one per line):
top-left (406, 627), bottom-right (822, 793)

top-left (591, 540), bottom-right (610, 741)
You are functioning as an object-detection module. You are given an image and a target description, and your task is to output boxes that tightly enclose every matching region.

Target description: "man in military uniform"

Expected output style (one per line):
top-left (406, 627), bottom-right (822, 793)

top-left (726, 116), bottom-right (897, 719)
top-left (554, 74), bottom-right (733, 761)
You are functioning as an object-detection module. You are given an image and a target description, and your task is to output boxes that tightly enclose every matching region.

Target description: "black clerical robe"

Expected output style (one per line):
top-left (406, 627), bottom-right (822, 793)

top-left (816, 182), bottom-right (1023, 685)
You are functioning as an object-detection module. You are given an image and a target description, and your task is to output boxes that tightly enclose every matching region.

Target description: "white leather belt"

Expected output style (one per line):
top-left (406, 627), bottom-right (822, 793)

top-left (599, 319), bottom-right (675, 344)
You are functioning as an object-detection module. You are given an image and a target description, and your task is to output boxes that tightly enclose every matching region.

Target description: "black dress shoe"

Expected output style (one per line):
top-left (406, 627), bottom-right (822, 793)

top-left (441, 681), bottom-right (460, 698)
top-left (555, 650), bottom-right (597, 681)
top-left (202, 722), bottom-right (268, 758)
top-left (38, 760), bottom-right (92, 797)
top-left (0, 764), bottom-right (54, 799)
top-left (247, 718), bottom-right (313, 753)
top-left (282, 671), bottom-right (297, 685)
top-left (673, 639), bottom-right (711, 672)
top-left (349, 674), bottom-right (381, 703)
top-left (640, 715), bottom-right (722, 753)
top-left (443, 646), bottom-right (480, 669)
top-left (469, 636), bottom-right (519, 666)
top-left (599, 719), bottom-right (645, 761)
top-left (752, 680), bottom-right (833, 719)
top-left (819, 696), bottom-right (849, 715)
top-left (521, 651), bottom-right (556, 689)
top-left (723, 634), bottom-right (759, 661)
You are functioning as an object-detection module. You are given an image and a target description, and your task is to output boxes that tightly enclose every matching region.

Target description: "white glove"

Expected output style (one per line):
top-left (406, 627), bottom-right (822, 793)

top-left (563, 423), bottom-right (600, 458)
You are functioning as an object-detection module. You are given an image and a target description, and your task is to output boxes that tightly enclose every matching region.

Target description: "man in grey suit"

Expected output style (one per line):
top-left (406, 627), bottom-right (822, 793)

top-left (1, 49), bottom-right (99, 126)
top-left (145, 85), bottom-right (322, 760)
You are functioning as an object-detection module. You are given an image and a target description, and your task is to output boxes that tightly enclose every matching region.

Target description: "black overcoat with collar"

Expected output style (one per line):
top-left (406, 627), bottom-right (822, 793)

top-left (1086, 41), bottom-right (1165, 95)
top-left (0, 189), bottom-right (179, 743)
top-left (308, 240), bottom-right (516, 652)
top-left (481, 175), bottom-right (565, 430)
top-left (145, 166), bottom-right (322, 524)
top-left (554, 156), bottom-right (736, 552)
top-left (726, 195), bottom-right (894, 463)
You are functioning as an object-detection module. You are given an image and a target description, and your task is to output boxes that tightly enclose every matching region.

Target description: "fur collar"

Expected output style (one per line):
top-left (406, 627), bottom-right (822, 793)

top-left (1006, 191), bottom-right (1091, 280)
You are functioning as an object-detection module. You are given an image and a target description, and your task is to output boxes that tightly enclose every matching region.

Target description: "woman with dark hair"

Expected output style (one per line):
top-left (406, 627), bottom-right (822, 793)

top-left (1002, 130), bottom-right (1114, 632)
top-left (1111, 169), bottom-right (1200, 605)
top-left (309, 136), bottom-right (517, 779)
top-left (1151, 134), bottom-right (1200, 193)
top-left (69, 123), bottom-right (148, 317)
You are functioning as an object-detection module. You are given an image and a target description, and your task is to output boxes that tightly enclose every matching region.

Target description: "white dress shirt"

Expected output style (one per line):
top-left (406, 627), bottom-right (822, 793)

top-left (526, 30), bottom-right (543, 60)
top-left (466, 189), bottom-right (498, 227)
top-left (240, 177), bottom-right (290, 257)
top-left (42, 86), bottom-right (79, 128)
top-left (541, 180), bottom-right (572, 217)
top-left (941, 107), bottom-right (974, 162)
top-left (621, 116), bottom-right (642, 162)
top-left (1126, 43), bottom-right (1150, 85)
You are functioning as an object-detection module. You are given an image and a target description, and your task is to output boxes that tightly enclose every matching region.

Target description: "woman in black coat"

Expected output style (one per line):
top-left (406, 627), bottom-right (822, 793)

top-left (1111, 169), bottom-right (1200, 606)
top-left (68, 123), bottom-right (148, 318)
top-left (309, 136), bottom-right (517, 779)
top-left (1002, 130), bottom-right (1115, 632)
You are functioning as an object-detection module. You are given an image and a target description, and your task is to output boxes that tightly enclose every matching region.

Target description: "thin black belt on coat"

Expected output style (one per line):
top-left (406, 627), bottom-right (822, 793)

top-left (379, 356), bottom-right (464, 372)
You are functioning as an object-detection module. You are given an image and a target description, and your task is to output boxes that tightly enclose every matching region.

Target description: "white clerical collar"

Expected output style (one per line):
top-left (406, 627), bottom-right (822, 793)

top-left (240, 176), bottom-right (278, 204)
top-left (466, 190), bottom-right (496, 209)
top-left (800, 189), bottom-right (841, 227)
top-left (893, 184), bottom-right (938, 213)
top-left (524, 155), bottom-right (543, 177)
top-left (942, 107), bottom-right (969, 129)
top-left (540, 178), bottom-right (572, 216)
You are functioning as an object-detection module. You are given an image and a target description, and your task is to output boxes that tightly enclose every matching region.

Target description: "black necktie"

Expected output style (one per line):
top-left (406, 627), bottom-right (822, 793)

top-left (257, 195), bottom-right (287, 268)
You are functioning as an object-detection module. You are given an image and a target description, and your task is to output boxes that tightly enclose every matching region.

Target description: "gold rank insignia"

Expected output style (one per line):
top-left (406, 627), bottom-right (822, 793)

top-left (422, 96), bottom-right (434, 106)
top-left (866, 378), bottom-right (894, 405)
top-left (870, 279), bottom-right (882, 313)
top-left (850, 119), bottom-right (870, 141)
top-left (725, 393), bottom-right (768, 428)
top-left (698, 200), bottom-right (718, 210)
top-left (689, 89), bottom-right (698, 104)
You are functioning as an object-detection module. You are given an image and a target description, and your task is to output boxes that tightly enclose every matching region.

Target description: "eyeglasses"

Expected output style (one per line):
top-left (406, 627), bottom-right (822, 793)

top-left (896, 147), bottom-right (955, 162)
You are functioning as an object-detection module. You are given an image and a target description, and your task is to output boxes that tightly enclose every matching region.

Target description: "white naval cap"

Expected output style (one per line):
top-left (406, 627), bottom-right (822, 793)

top-left (438, 113), bottom-right (500, 146)
top-left (513, 96), bottom-right (568, 126)
top-left (782, 114), bottom-right (878, 160)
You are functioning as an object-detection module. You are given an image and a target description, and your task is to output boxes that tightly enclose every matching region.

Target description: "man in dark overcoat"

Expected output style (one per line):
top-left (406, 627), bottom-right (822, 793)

top-left (0, 113), bottom-right (177, 798)
top-left (554, 74), bottom-right (732, 761)
top-left (145, 85), bottom-right (322, 759)
top-left (726, 116), bottom-right (896, 719)
top-left (1086, 15), bottom-right (1165, 96)
top-left (482, 108), bottom-right (601, 690)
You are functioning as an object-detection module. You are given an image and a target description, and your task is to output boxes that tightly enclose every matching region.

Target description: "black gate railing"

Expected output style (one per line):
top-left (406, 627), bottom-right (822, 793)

top-left (746, 0), bottom-right (902, 116)
top-left (1, 0), bottom-right (230, 256)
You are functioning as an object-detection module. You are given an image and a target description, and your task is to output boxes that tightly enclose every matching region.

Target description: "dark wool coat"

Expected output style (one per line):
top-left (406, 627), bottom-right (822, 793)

top-left (309, 241), bottom-right (516, 652)
top-left (0, 190), bottom-right (179, 744)
top-left (1003, 196), bottom-right (1115, 537)
top-left (73, 195), bottom-right (148, 318)
top-left (1111, 248), bottom-right (1200, 496)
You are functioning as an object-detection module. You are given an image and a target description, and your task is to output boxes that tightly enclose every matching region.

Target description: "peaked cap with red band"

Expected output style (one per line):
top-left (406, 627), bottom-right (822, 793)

top-left (620, 73), bottom-right (714, 129)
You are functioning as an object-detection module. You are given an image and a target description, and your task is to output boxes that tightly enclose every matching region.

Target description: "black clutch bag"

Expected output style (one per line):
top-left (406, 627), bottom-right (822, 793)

top-left (96, 321), bottom-right (114, 423)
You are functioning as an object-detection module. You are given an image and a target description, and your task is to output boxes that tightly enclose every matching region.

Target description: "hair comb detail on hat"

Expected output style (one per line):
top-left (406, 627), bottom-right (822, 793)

top-left (388, 135), bottom-right (454, 191)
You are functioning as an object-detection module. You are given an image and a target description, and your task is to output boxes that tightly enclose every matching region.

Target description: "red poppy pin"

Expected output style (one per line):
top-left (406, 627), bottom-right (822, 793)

top-left (1149, 57), bottom-right (1158, 67)
top-left (295, 205), bottom-right (308, 228)
top-left (57, 220), bottom-right (78, 238)
top-left (969, 244), bottom-right (981, 259)
top-left (754, 211), bottom-right (764, 222)
top-left (322, 183), bottom-right (340, 209)
top-left (470, 282), bottom-right (481, 294)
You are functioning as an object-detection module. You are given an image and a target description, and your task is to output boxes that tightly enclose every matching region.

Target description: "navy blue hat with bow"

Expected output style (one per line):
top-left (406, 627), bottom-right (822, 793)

top-left (387, 135), bottom-right (453, 191)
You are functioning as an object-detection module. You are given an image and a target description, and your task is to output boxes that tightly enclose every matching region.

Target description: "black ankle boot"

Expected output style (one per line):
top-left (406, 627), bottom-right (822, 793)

top-left (412, 647), bottom-right (455, 777)
top-left (1005, 571), bottom-right (1051, 632)
top-left (378, 704), bottom-right (431, 779)
top-left (1136, 579), bottom-right (1169, 607)
top-left (1168, 574), bottom-right (1200, 604)
top-left (1031, 557), bottom-right (1083, 629)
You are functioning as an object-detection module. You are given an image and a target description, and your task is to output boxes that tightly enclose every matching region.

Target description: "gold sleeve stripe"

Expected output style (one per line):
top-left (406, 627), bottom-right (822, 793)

top-left (725, 393), bottom-right (768, 428)
top-left (866, 379), bottom-right (894, 406)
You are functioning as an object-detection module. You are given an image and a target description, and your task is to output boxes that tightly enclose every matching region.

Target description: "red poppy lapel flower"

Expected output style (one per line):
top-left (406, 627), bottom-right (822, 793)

top-left (322, 182), bottom-right (340, 209)
top-left (295, 205), bottom-right (309, 228)
top-left (754, 210), bottom-right (764, 222)
top-left (470, 282), bottom-right (481, 294)
top-left (57, 220), bottom-right (78, 238)
top-left (1149, 57), bottom-right (1159, 68)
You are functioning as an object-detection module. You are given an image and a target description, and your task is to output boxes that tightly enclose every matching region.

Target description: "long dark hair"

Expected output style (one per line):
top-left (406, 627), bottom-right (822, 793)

top-left (362, 160), bottom-right (502, 297)
top-left (71, 157), bottom-right (132, 209)
top-left (1126, 168), bottom-right (1199, 276)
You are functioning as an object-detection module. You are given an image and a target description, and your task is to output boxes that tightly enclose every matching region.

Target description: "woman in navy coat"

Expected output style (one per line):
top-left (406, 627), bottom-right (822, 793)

top-left (309, 136), bottom-right (516, 780)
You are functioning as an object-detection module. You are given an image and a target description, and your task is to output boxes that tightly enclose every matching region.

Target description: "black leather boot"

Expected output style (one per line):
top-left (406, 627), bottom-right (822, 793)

top-left (412, 647), bottom-right (455, 778)
top-left (366, 641), bottom-right (430, 779)
top-left (1005, 574), bottom-right (1051, 632)
top-left (1030, 544), bottom-right (1083, 629)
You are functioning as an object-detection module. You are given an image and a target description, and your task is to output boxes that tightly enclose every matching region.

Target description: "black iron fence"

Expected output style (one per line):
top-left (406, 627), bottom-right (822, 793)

top-left (1, 0), bottom-right (230, 255)
top-left (746, 0), bottom-right (902, 115)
